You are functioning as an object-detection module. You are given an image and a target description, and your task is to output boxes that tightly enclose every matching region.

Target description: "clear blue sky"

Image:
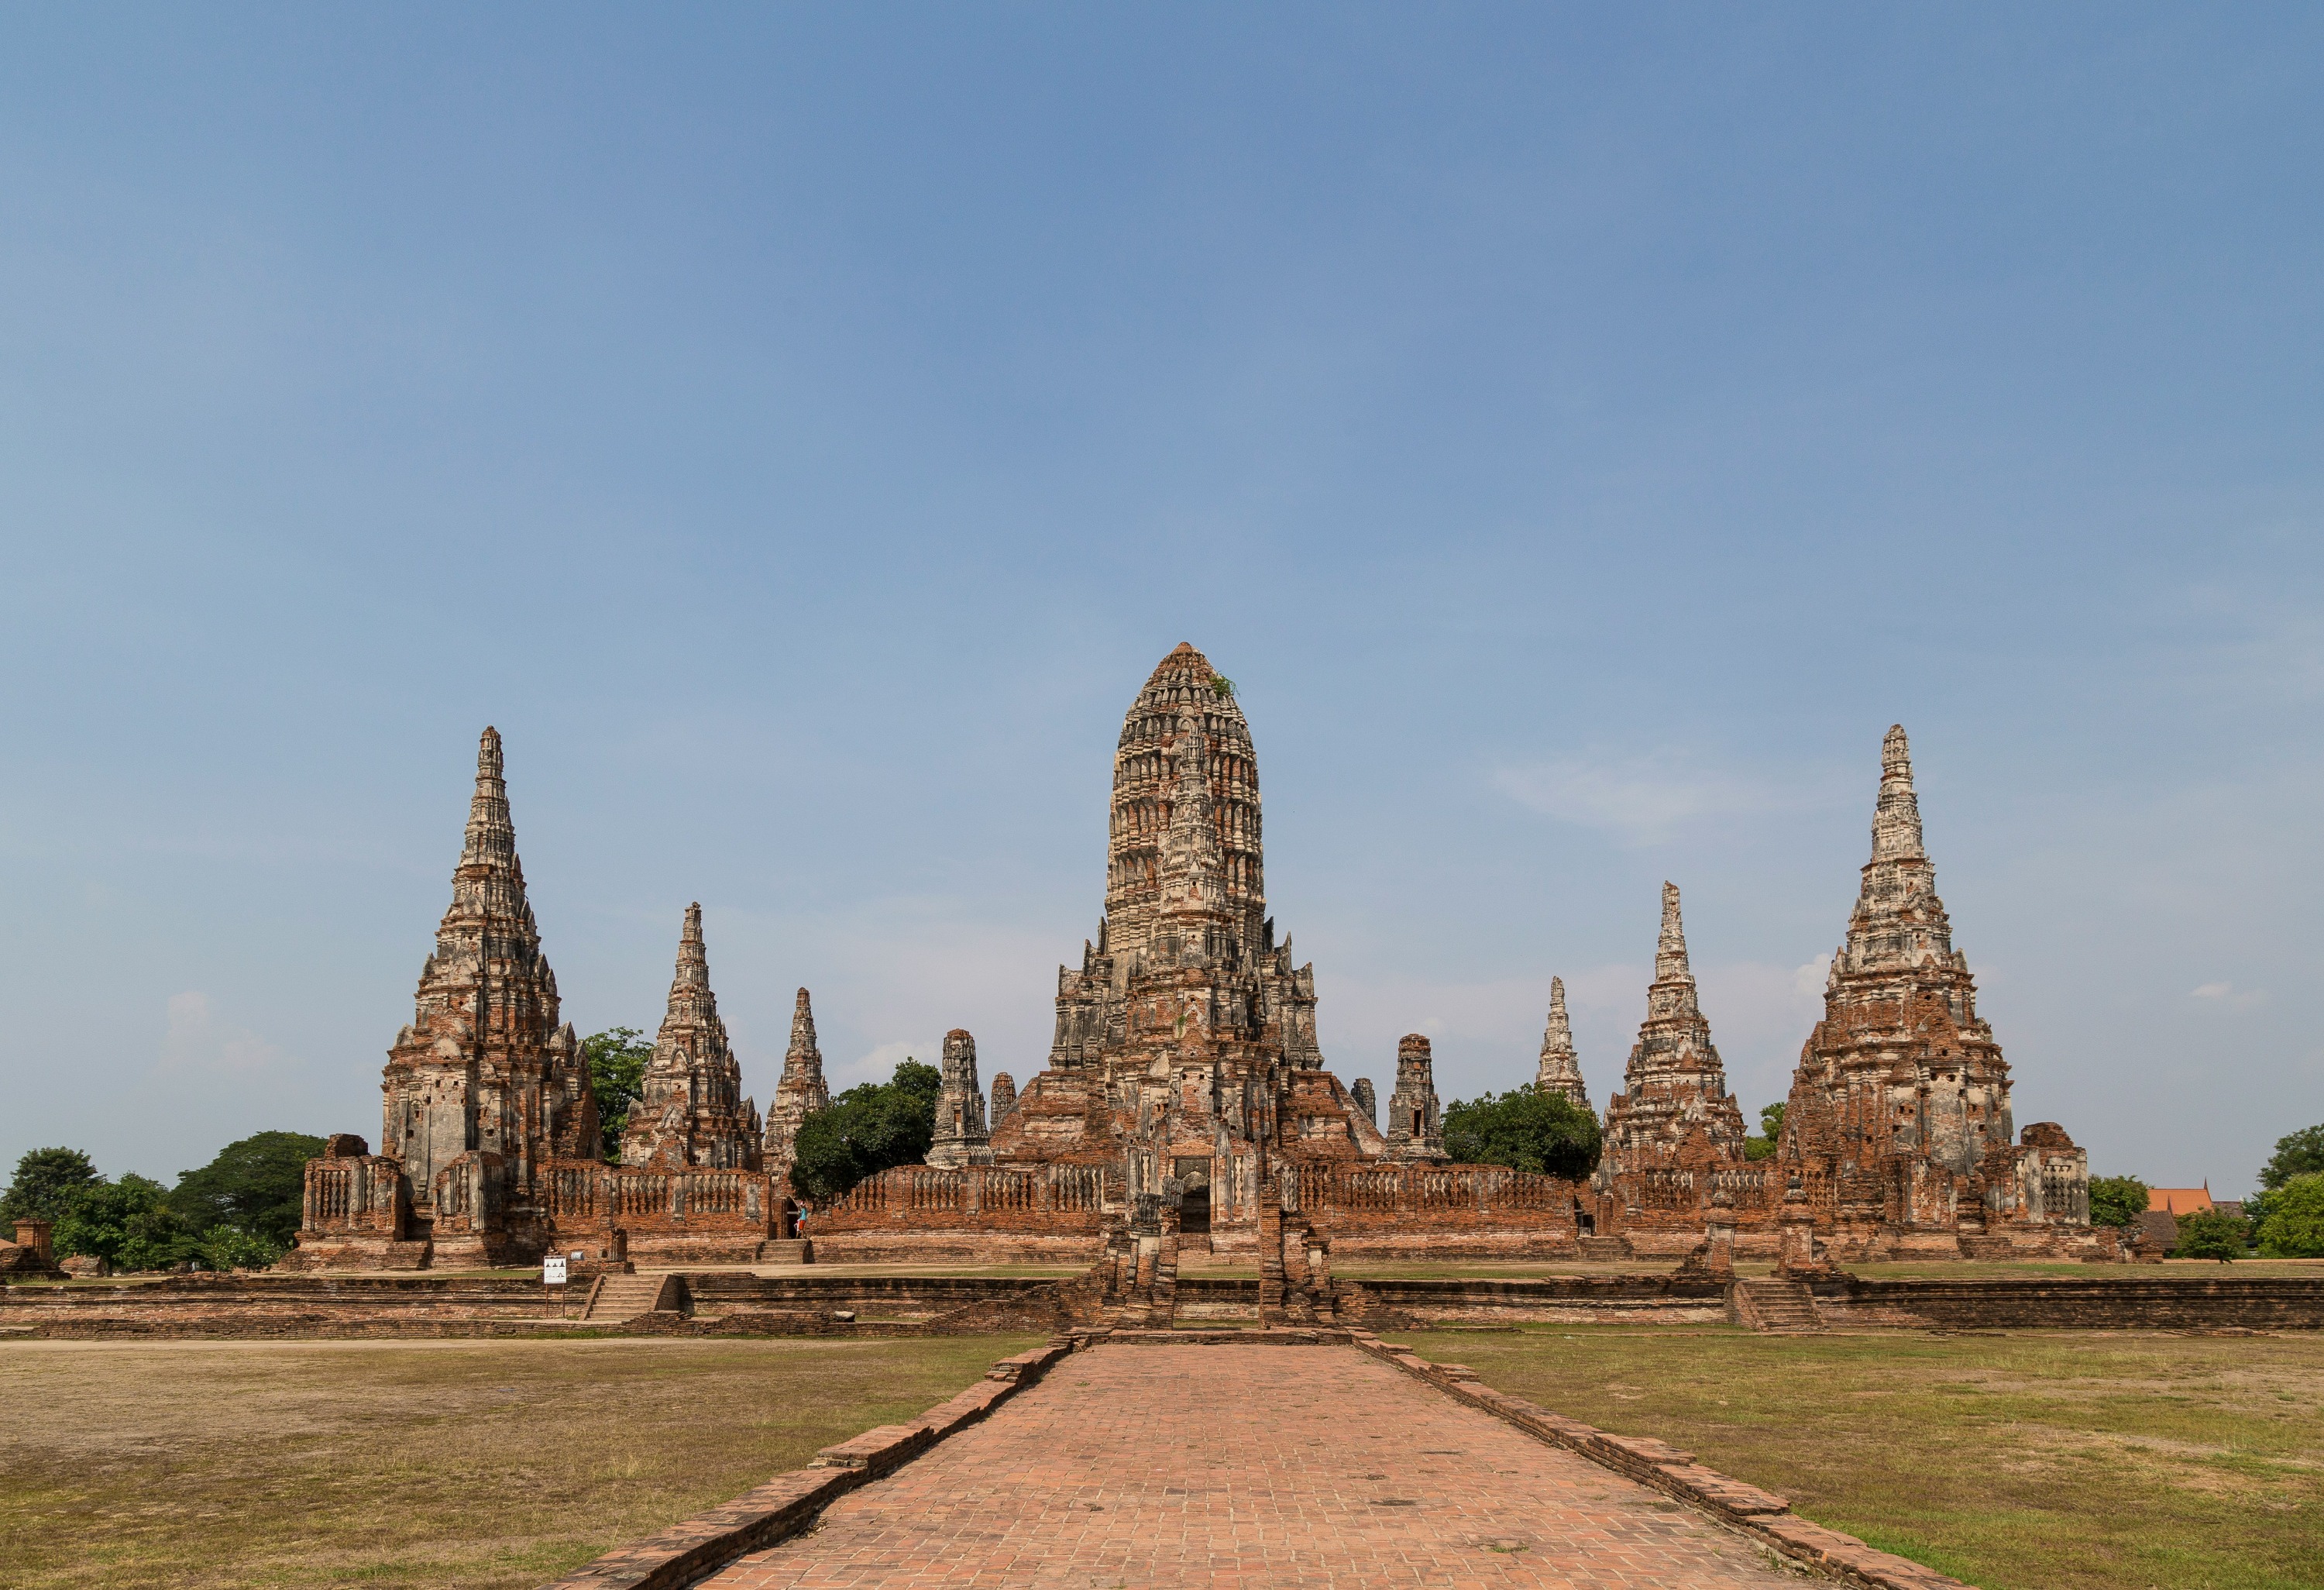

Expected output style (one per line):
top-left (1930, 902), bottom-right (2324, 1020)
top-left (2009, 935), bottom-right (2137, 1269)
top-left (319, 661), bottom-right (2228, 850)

top-left (3, 8), bottom-right (2318, 1196)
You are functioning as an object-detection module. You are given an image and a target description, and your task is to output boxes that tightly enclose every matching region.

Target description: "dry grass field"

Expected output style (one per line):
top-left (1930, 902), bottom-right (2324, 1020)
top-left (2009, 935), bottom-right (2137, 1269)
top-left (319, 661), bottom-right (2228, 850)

top-left (1408, 1324), bottom-right (2324, 1590)
top-left (0, 1334), bottom-right (1037, 1590)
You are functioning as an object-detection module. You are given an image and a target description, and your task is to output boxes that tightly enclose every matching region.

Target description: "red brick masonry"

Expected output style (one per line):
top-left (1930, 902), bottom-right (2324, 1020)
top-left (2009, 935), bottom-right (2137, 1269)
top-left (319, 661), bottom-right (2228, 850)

top-left (543, 1332), bottom-right (1969, 1590)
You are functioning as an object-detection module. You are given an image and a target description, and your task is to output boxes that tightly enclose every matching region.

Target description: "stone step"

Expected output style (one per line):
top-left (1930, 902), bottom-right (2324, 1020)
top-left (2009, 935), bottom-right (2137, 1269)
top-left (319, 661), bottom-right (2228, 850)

top-left (1732, 1279), bottom-right (1822, 1333)
top-left (583, 1273), bottom-right (674, 1322)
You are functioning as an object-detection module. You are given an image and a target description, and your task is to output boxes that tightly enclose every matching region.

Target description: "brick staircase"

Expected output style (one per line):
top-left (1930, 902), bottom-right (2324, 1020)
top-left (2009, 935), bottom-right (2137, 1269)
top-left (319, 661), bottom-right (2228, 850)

top-left (581, 1272), bottom-right (677, 1322)
top-left (1576, 1235), bottom-right (1634, 1261)
top-left (1730, 1278), bottom-right (1822, 1333)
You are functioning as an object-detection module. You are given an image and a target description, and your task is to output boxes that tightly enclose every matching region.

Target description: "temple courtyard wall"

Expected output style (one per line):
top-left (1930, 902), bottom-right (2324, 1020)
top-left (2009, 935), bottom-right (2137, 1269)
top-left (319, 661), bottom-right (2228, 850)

top-left (12, 1267), bottom-right (2322, 1339)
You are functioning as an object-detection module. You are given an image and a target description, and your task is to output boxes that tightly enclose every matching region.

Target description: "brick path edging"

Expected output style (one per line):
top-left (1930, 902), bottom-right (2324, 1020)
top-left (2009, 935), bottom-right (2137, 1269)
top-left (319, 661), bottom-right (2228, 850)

top-left (536, 1343), bottom-right (1071, 1590)
top-left (1342, 1330), bottom-right (1974, 1590)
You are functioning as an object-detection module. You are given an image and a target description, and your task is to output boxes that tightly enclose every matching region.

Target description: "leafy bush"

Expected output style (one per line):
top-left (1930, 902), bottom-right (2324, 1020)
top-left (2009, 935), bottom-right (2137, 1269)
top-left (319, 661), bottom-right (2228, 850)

top-left (1442, 1088), bottom-right (1601, 1180)
top-left (2258, 1125), bottom-right (2324, 1191)
top-left (0, 1147), bottom-right (103, 1227)
top-left (2255, 1173), bottom-right (2324, 1258)
top-left (1743, 1101), bottom-right (1786, 1162)
top-left (2087, 1175), bottom-right (2150, 1229)
top-left (584, 1026), bottom-right (654, 1160)
top-left (789, 1058), bottom-right (943, 1204)
top-left (168, 1131), bottom-right (325, 1248)
top-left (2171, 1208), bottom-right (2249, 1262)
top-left (55, 1174), bottom-right (196, 1272)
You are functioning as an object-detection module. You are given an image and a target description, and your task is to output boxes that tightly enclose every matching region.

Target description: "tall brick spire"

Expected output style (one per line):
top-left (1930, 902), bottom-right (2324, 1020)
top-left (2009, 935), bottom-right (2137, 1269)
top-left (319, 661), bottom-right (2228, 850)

top-left (1535, 976), bottom-right (1589, 1108)
top-left (381, 728), bottom-right (584, 1213)
top-left (763, 987), bottom-right (831, 1187)
top-left (621, 903), bottom-right (761, 1172)
top-left (1779, 724), bottom-right (2029, 1243)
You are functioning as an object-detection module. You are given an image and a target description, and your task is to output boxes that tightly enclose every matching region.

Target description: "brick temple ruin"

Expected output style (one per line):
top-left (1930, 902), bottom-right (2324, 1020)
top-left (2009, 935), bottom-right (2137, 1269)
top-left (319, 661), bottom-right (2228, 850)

top-left (287, 731), bottom-right (799, 1269)
top-left (290, 647), bottom-right (2098, 1272)
top-left (1583, 725), bottom-right (2101, 1261)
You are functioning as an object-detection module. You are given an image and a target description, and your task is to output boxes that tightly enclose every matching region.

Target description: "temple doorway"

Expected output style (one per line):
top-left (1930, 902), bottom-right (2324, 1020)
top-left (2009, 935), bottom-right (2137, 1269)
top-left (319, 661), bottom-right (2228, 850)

top-left (1174, 1156), bottom-right (1212, 1251)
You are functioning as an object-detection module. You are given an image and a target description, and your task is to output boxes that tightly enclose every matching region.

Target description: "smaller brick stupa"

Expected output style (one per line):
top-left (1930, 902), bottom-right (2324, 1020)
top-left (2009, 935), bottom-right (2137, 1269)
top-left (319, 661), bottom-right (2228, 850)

top-left (762, 989), bottom-right (831, 1188)
top-left (1593, 883), bottom-right (1749, 1254)
top-left (1534, 976), bottom-right (1589, 1108)
top-left (621, 903), bottom-right (761, 1172)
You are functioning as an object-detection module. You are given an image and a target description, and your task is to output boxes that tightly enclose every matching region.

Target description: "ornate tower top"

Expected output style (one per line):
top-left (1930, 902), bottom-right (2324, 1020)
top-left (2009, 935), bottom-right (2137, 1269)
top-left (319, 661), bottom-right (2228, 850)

top-left (1104, 643), bottom-right (1263, 960)
top-left (783, 987), bottom-right (822, 1079)
top-left (1872, 724), bottom-right (1927, 864)
top-left (1624, 883), bottom-right (1727, 1085)
top-left (1535, 976), bottom-right (1590, 1108)
top-left (1838, 724), bottom-right (1961, 980)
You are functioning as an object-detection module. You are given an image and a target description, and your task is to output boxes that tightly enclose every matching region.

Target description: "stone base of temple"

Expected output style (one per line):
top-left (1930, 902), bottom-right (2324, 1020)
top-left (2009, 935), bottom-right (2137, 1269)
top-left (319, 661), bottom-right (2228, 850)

top-left (810, 1233), bottom-right (1108, 1265)
top-left (1319, 1231), bottom-right (1582, 1260)
top-left (621, 1234), bottom-right (782, 1266)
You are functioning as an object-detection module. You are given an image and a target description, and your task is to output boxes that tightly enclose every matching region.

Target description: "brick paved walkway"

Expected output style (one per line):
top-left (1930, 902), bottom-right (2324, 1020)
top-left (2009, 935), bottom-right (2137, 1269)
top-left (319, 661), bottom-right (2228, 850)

top-left (709, 1344), bottom-right (1799, 1588)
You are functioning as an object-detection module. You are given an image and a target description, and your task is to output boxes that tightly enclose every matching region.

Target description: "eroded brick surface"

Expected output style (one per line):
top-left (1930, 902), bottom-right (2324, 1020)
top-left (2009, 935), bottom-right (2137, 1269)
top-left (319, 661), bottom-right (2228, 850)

top-left (710, 1344), bottom-right (1796, 1588)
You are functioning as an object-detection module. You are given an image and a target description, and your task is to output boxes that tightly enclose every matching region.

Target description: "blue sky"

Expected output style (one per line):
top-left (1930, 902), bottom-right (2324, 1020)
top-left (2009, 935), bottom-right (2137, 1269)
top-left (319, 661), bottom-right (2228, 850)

top-left (2, 8), bottom-right (2318, 1196)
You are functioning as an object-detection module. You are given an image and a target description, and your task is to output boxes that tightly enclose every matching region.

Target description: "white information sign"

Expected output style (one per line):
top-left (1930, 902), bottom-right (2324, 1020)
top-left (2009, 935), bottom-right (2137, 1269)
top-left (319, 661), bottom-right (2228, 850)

top-left (542, 1254), bottom-right (569, 1285)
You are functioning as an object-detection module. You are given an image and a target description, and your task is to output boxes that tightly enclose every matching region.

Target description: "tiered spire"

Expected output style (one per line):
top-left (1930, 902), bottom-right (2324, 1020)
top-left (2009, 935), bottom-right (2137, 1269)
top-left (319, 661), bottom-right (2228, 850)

top-left (1834, 724), bottom-right (1959, 979)
top-left (1595, 881), bottom-right (1748, 1180)
top-left (762, 987), bottom-right (832, 1186)
top-left (382, 728), bottom-right (586, 1202)
top-left (621, 903), bottom-right (761, 1172)
top-left (1535, 976), bottom-right (1589, 1107)
top-left (1778, 724), bottom-right (2019, 1234)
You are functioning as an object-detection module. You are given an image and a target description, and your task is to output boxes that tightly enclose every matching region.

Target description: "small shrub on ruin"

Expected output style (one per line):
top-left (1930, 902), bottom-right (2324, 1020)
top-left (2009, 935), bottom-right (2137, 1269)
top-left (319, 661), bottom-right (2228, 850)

top-left (2085, 1175), bottom-right (2150, 1229)
top-left (789, 1057), bottom-right (942, 1203)
top-left (583, 1026), bottom-right (654, 1160)
top-left (1444, 1088), bottom-right (1602, 1180)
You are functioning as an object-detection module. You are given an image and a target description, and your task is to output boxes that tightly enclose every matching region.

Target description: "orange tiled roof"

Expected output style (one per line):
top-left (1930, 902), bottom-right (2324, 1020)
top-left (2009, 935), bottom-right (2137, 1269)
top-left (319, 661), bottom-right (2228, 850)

top-left (2147, 1186), bottom-right (2212, 1216)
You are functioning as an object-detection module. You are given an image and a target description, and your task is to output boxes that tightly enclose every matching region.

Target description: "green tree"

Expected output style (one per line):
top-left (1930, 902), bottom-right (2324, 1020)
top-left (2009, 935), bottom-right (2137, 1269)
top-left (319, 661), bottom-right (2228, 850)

top-left (167, 1131), bottom-right (325, 1248)
top-left (2255, 1173), bottom-right (2324, 1258)
top-left (0, 1147), bottom-right (103, 1227)
top-left (583, 1026), bottom-right (654, 1160)
top-left (789, 1058), bottom-right (942, 1204)
top-left (2258, 1124), bottom-right (2324, 1191)
top-left (55, 1174), bottom-right (195, 1272)
top-left (1442, 1089), bottom-right (1601, 1180)
top-left (2087, 1175), bottom-right (2150, 1229)
top-left (1743, 1101), bottom-right (1786, 1162)
top-left (2171, 1207), bottom-right (2249, 1262)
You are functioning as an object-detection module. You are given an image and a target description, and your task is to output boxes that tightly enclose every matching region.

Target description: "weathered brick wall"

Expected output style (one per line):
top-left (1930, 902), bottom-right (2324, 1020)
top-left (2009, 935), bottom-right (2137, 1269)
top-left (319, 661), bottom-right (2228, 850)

top-left (1820, 1275), bottom-right (2324, 1330)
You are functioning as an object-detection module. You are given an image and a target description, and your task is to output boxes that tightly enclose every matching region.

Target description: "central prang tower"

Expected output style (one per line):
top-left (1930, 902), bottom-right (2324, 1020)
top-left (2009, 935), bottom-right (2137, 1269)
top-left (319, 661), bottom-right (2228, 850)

top-left (990, 643), bottom-right (1384, 1244)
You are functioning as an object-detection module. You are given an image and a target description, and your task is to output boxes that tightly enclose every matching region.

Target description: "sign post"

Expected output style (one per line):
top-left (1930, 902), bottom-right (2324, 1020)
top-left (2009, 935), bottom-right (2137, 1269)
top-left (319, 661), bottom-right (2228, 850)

top-left (543, 1253), bottom-right (569, 1316)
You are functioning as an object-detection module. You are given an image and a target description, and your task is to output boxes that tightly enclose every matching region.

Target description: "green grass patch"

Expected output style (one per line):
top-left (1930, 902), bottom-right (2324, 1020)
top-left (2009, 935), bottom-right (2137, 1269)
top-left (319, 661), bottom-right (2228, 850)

top-left (1404, 1324), bottom-right (2324, 1590)
top-left (0, 1333), bottom-right (1038, 1589)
